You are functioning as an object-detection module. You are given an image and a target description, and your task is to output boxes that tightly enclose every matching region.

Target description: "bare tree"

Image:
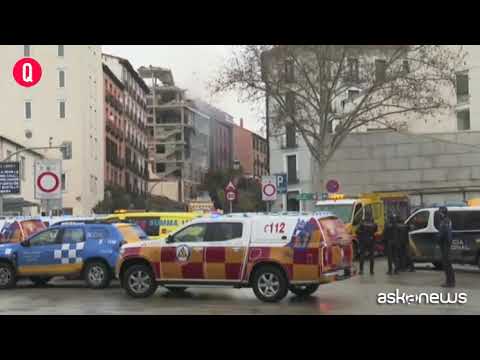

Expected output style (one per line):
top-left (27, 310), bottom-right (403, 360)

top-left (212, 45), bottom-right (465, 191)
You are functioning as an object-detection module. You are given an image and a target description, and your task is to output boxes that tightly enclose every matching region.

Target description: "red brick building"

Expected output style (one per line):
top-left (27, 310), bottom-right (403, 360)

top-left (233, 119), bottom-right (268, 178)
top-left (103, 64), bottom-right (126, 189)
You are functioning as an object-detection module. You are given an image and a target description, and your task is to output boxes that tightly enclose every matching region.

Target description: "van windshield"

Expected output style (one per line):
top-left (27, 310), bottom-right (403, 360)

top-left (126, 217), bottom-right (160, 236)
top-left (315, 204), bottom-right (353, 223)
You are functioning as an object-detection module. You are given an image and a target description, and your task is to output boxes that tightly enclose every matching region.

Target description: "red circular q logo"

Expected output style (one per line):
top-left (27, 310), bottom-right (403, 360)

top-left (13, 58), bottom-right (42, 87)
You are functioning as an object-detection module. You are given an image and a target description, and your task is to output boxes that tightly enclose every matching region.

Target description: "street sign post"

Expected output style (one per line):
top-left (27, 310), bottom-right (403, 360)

top-left (224, 181), bottom-right (237, 214)
top-left (296, 193), bottom-right (315, 212)
top-left (262, 176), bottom-right (277, 212)
top-left (35, 160), bottom-right (62, 215)
top-left (0, 162), bottom-right (20, 195)
top-left (0, 162), bottom-right (20, 216)
top-left (274, 173), bottom-right (288, 194)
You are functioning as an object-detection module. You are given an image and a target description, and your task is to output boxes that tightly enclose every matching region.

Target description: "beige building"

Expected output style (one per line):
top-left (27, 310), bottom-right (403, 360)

top-left (0, 45), bottom-right (104, 215)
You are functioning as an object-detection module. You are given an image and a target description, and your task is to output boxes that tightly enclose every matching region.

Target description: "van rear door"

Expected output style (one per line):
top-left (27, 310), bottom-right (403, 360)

top-left (318, 217), bottom-right (353, 271)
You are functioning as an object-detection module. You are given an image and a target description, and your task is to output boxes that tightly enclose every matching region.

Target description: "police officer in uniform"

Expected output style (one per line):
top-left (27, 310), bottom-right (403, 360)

top-left (435, 206), bottom-right (455, 288)
top-left (356, 208), bottom-right (378, 275)
top-left (384, 211), bottom-right (400, 275)
top-left (399, 218), bottom-right (415, 272)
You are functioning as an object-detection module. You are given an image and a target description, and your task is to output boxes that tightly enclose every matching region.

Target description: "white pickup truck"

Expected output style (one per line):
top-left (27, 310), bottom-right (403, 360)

top-left (116, 212), bottom-right (355, 302)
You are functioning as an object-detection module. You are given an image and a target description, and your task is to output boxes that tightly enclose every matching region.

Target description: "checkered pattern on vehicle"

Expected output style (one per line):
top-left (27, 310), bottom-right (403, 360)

top-left (54, 242), bottom-right (85, 264)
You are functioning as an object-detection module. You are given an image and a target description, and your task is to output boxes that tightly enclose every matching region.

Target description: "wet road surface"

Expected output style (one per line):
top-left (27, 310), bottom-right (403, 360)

top-left (1, 259), bottom-right (479, 314)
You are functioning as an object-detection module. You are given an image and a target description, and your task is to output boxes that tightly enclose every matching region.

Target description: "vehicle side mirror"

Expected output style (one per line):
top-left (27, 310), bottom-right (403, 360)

top-left (166, 234), bottom-right (173, 244)
top-left (21, 239), bottom-right (30, 247)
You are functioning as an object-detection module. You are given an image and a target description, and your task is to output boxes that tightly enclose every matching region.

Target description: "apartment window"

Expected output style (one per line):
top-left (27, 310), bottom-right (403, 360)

top-left (156, 144), bottom-right (165, 154)
top-left (25, 101), bottom-right (32, 119)
top-left (285, 91), bottom-right (296, 115)
top-left (24, 45), bottom-right (30, 57)
top-left (59, 70), bottom-right (65, 88)
top-left (287, 155), bottom-right (298, 184)
top-left (285, 123), bottom-right (296, 148)
top-left (20, 157), bottom-right (26, 181)
top-left (59, 101), bottom-right (66, 118)
top-left (285, 59), bottom-right (295, 83)
top-left (58, 45), bottom-right (64, 57)
top-left (456, 72), bottom-right (469, 103)
top-left (156, 163), bottom-right (166, 173)
top-left (61, 173), bottom-right (66, 191)
top-left (457, 109), bottom-right (471, 131)
top-left (375, 59), bottom-right (387, 83)
top-left (347, 58), bottom-right (359, 82)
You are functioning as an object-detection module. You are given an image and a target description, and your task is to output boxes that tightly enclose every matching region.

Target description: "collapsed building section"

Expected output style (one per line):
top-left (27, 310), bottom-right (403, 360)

top-left (139, 66), bottom-right (210, 202)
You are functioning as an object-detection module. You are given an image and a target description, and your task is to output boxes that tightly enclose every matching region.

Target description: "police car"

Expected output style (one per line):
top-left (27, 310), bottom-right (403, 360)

top-left (117, 212), bottom-right (354, 303)
top-left (0, 222), bottom-right (140, 289)
top-left (407, 206), bottom-right (480, 268)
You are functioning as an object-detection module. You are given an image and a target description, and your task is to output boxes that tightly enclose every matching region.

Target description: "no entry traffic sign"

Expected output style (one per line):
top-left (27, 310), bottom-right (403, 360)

top-left (35, 160), bottom-right (62, 200)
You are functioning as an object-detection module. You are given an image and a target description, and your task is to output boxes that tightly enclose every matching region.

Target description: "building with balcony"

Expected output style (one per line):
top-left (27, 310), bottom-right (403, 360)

top-left (103, 64), bottom-right (126, 190)
top-left (138, 66), bottom-right (210, 202)
top-left (102, 54), bottom-right (150, 197)
top-left (0, 45), bottom-right (104, 215)
top-left (233, 118), bottom-right (268, 179)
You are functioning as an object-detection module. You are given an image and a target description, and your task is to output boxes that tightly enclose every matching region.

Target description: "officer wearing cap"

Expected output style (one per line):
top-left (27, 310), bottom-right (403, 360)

top-left (435, 206), bottom-right (455, 288)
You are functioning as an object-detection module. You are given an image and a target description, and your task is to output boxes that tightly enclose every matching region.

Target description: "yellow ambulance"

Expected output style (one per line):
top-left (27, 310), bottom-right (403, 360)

top-left (105, 210), bottom-right (204, 240)
top-left (315, 192), bottom-right (410, 256)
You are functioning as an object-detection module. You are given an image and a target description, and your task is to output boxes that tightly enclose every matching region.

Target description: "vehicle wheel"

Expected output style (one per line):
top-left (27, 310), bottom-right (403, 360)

top-left (123, 264), bottom-right (158, 298)
top-left (432, 262), bottom-right (443, 270)
top-left (84, 261), bottom-right (111, 289)
top-left (0, 263), bottom-right (16, 289)
top-left (165, 286), bottom-right (187, 294)
top-left (289, 284), bottom-right (320, 297)
top-left (30, 276), bottom-right (51, 287)
top-left (251, 265), bottom-right (288, 303)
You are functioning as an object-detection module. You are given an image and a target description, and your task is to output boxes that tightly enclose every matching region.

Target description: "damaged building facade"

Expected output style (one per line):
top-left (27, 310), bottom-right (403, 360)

top-left (139, 66), bottom-right (210, 202)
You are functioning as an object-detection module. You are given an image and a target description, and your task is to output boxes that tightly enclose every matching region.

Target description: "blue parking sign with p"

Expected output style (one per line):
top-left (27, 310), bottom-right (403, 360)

top-left (275, 173), bottom-right (288, 194)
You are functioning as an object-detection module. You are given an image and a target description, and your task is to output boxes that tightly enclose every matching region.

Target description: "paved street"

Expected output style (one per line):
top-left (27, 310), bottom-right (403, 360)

top-left (1, 259), bottom-right (479, 315)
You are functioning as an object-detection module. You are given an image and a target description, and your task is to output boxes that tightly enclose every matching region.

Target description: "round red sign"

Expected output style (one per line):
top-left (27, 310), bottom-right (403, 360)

top-left (13, 58), bottom-right (42, 87)
top-left (37, 172), bottom-right (60, 193)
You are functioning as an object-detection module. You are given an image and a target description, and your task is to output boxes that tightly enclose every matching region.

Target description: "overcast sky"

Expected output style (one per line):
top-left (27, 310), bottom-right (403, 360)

top-left (102, 45), bottom-right (264, 135)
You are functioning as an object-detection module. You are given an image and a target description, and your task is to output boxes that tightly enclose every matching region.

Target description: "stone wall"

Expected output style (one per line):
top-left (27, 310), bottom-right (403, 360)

top-left (322, 130), bottom-right (480, 205)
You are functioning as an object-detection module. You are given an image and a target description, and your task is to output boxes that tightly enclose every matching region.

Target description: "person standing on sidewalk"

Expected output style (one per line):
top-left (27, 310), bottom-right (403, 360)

top-left (435, 206), bottom-right (455, 288)
top-left (384, 211), bottom-right (400, 275)
top-left (356, 208), bottom-right (378, 275)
